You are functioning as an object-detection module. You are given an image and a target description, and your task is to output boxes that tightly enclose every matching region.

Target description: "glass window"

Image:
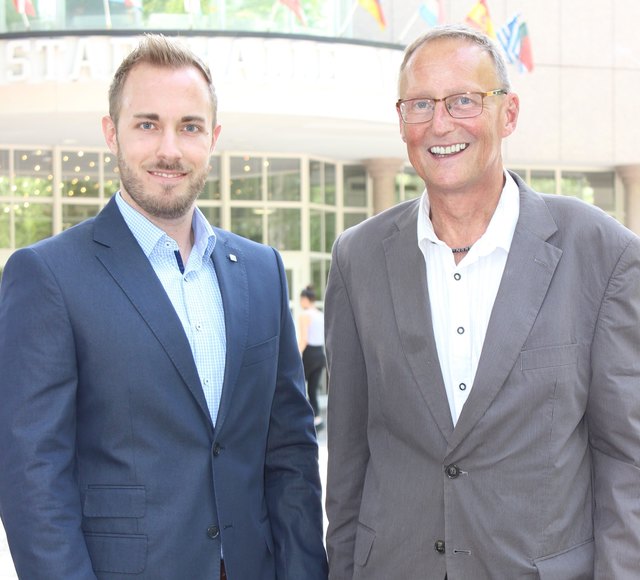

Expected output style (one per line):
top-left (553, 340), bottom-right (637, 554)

top-left (310, 258), bottom-right (331, 301)
top-left (61, 151), bottom-right (100, 199)
top-left (230, 156), bottom-right (262, 201)
top-left (530, 170), bottom-right (556, 195)
top-left (62, 204), bottom-right (101, 230)
top-left (325, 163), bottom-right (336, 205)
top-left (267, 158), bottom-right (300, 201)
top-left (562, 171), bottom-right (615, 211)
top-left (310, 208), bottom-right (322, 252)
top-left (395, 169), bottom-right (423, 203)
top-left (269, 208), bottom-right (301, 251)
top-left (343, 212), bottom-right (368, 230)
top-left (0, 150), bottom-right (10, 195)
top-left (0, 204), bottom-right (10, 248)
top-left (310, 160), bottom-right (322, 204)
top-left (103, 152), bottom-right (119, 198)
top-left (231, 207), bottom-right (262, 243)
top-left (344, 164), bottom-right (367, 207)
top-left (324, 211), bottom-right (336, 253)
top-left (14, 203), bottom-right (52, 247)
top-left (14, 149), bottom-right (53, 199)
top-left (201, 156), bottom-right (221, 200)
top-left (199, 206), bottom-right (221, 228)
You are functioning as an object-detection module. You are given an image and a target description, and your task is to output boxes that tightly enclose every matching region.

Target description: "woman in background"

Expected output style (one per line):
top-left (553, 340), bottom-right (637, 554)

top-left (298, 286), bottom-right (326, 429)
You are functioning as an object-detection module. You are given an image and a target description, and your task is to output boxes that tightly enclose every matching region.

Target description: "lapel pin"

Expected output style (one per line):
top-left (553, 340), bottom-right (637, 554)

top-left (228, 254), bottom-right (238, 262)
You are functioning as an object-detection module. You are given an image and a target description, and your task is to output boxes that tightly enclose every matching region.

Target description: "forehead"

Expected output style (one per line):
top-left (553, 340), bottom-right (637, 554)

top-left (120, 63), bottom-right (212, 112)
top-left (400, 38), bottom-right (498, 96)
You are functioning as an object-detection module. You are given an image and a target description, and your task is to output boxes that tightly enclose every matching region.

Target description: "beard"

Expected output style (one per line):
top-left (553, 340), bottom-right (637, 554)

top-left (117, 150), bottom-right (209, 220)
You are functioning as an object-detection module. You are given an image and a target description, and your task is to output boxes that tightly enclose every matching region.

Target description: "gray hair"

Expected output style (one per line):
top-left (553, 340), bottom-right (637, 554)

top-left (398, 24), bottom-right (511, 96)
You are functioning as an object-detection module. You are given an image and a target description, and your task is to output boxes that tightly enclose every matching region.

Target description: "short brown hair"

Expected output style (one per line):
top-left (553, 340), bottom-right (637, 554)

top-left (108, 34), bottom-right (218, 128)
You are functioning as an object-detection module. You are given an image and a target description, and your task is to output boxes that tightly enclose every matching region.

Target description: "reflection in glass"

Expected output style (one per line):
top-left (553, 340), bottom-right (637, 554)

top-left (0, 204), bottom-right (10, 248)
top-left (269, 208), bottom-right (300, 251)
top-left (530, 170), bottom-right (556, 196)
top-left (61, 151), bottom-right (100, 199)
top-left (343, 212), bottom-right (367, 230)
top-left (344, 164), bottom-right (367, 207)
top-left (199, 205), bottom-right (221, 227)
top-left (231, 207), bottom-right (262, 243)
top-left (230, 156), bottom-right (261, 201)
top-left (62, 204), bottom-right (101, 230)
top-left (267, 158), bottom-right (300, 201)
top-left (14, 203), bottom-right (52, 247)
top-left (562, 171), bottom-right (615, 211)
top-left (201, 156), bottom-right (221, 200)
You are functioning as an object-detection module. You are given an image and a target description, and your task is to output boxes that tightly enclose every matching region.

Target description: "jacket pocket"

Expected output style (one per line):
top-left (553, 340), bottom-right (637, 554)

top-left (242, 335), bottom-right (278, 367)
top-left (83, 485), bottom-right (146, 518)
top-left (354, 523), bottom-right (376, 567)
top-left (533, 538), bottom-right (593, 579)
top-left (84, 532), bottom-right (147, 574)
top-left (521, 344), bottom-right (578, 371)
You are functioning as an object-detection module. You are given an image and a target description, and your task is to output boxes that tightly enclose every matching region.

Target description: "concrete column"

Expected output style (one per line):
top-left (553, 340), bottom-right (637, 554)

top-left (616, 164), bottom-right (640, 236)
top-left (363, 158), bottom-right (406, 215)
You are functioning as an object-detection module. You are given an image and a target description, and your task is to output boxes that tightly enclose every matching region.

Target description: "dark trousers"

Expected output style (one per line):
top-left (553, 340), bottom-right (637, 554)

top-left (302, 345), bottom-right (325, 417)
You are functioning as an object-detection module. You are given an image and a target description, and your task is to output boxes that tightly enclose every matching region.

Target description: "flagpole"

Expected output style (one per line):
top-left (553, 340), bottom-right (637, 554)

top-left (397, 9), bottom-right (420, 43)
top-left (102, 0), bottom-right (112, 29)
top-left (18, 0), bottom-right (31, 29)
top-left (338, 0), bottom-right (358, 37)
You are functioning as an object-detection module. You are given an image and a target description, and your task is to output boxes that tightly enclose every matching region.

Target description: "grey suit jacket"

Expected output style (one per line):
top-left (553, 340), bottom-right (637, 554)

top-left (325, 174), bottom-right (640, 579)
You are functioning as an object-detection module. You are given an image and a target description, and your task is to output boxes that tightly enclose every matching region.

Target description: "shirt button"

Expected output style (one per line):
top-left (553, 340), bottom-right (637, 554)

top-left (195, 323), bottom-right (203, 331)
top-left (445, 464), bottom-right (461, 479)
top-left (207, 525), bottom-right (220, 539)
top-left (434, 540), bottom-right (446, 554)
top-left (459, 383), bottom-right (467, 391)
top-left (457, 327), bottom-right (465, 335)
top-left (454, 273), bottom-right (461, 281)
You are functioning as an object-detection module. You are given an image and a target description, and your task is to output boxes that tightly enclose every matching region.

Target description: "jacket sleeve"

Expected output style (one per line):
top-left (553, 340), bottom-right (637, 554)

top-left (324, 234), bottom-right (370, 579)
top-left (587, 235), bottom-right (640, 577)
top-left (0, 248), bottom-right (97, 579)
top-left (264, 247), bottom-right (328, 580)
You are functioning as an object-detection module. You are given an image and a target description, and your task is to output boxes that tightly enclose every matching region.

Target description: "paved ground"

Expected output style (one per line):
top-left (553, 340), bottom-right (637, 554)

top-left (0, 403), bottom-right (328, 578)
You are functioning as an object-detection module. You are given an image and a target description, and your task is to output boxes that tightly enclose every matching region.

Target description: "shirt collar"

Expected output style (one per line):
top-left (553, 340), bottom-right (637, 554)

top-left (417, 171), bottom-right (520, 256)
top-left (115, 192), bottom-right (217, 261)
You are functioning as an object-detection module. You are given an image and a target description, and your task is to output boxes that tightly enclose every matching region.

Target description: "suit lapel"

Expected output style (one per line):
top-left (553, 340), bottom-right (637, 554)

top-left (448, 182), bottom-right (562, 451)
top-left (383, 200), bottom-right (454, 441)
top-left (92, 198), bottom-right (211, 423)
top-left (209, 232), bottom-right (248, 432)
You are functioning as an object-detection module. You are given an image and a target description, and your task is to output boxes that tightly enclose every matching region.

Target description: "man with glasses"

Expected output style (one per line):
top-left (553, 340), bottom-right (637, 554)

top-left (325, 24), bottom-right (640, 579)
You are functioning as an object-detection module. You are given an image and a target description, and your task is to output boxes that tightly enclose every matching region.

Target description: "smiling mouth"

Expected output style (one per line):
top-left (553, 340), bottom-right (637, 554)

top-left (429, 143), bottom-right (468, 156)
top-left (149, 170), bottom-right (186, 179)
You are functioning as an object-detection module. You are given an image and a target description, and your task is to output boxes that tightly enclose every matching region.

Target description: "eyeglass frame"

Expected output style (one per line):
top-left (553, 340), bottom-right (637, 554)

top-left (396, 89), bottom-right (508, 124)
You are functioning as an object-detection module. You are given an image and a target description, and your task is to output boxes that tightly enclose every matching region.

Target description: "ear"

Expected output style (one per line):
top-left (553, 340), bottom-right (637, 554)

top-left (102, 115), bottom-right (118, 154)
top-left (210, 124), bottom-right (222, 154)
top-left (501, 92), bottom-right (520, 138)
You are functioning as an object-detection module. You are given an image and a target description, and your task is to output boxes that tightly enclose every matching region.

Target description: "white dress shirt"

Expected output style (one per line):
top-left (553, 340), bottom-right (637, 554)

top-left (116, 193), bottom-right (227, 425)
top-left (417, 172), bottom-right (520, 425)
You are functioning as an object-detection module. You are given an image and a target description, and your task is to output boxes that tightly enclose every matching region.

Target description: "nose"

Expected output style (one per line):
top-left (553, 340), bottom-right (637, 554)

top-left (430, 100), bottom-right (455, 134)
top-left (156, 130), bottom-right (182, 162)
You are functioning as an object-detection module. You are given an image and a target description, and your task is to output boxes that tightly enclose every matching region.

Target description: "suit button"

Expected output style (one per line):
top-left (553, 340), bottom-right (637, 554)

top-left (434, 540), bottom-right (446, 554)
top-left (445, 464), bottom-right (461, 479)
top-left (213, 443), bottom-right (222, 456)
top-left (207, 525), bottom-right (220, 539)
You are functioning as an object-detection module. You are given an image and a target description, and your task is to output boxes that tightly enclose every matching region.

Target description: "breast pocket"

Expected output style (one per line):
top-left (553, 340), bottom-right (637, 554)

top-left (521, 344), bottom-right (579, 372)
top-left (242, 335), bottom-right (278, 367)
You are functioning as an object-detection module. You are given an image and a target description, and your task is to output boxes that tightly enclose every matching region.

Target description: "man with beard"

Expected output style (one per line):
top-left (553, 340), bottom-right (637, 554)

top-left (0, 34), bottom-right (327, 580)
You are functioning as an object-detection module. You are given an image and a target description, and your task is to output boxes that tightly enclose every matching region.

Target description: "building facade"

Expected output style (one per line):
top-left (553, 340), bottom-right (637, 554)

top-left (1, 0), bottom-right (639, 303)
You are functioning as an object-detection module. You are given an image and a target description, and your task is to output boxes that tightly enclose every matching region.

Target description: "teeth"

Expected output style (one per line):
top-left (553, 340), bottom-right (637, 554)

top-left (152, 172), bottom-right (182, 178)
top-left (430, 143), bottom-right (467, 155)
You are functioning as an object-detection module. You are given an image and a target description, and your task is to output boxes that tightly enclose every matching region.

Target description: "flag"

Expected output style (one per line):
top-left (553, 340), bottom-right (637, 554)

top-left (358, 0), bottom-right (386, 30)
top-left (497, 14), bottom-right (534, 73)
top-left (465, 0), bottom-right (495, 39)
top-left (184, 0), bottom-right (200, 14)
top-left (279, 0), bottom-right (306, 26)
top-left (419, 0), bottom-right (445, 27)
top-left (12, 0), bottom-right (36, 16)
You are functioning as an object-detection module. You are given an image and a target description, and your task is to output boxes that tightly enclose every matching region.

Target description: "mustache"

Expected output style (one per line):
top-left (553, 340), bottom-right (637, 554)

top-left (147, 162), bottom-right (187, 172)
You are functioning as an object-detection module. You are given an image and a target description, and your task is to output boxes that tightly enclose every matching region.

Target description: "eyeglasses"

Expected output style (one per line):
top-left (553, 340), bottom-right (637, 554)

top-left (396, 89), bottom-right (508, 124)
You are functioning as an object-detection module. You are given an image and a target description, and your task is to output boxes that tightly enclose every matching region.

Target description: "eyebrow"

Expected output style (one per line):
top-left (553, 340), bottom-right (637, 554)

top-left (132, 113), bottom-right (207, 124)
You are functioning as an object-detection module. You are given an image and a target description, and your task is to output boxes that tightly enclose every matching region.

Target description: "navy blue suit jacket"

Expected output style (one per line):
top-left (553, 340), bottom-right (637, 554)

top-left (0, 197), bottom-right (328, 579)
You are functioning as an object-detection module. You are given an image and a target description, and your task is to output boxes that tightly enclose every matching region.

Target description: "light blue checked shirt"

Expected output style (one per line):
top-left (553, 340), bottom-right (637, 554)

top-left (115, 193), bottom-right (227, 425)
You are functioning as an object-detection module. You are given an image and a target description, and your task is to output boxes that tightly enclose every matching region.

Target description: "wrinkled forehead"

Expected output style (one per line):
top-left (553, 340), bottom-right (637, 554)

top-left (399, 38), bottom-right (497, 96)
